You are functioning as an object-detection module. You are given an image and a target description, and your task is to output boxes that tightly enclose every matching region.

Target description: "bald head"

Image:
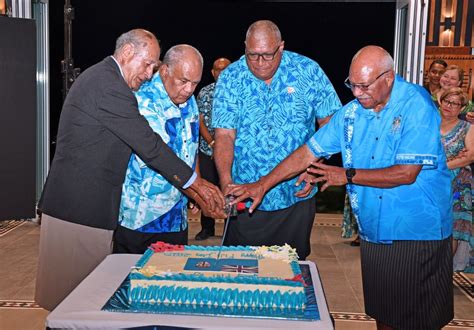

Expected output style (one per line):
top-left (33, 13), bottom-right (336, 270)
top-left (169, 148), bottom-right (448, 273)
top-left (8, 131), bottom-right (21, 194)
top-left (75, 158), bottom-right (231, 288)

top-left (244, 20), bottom-right (284, 82)
top-left (212, 57), bottom-right (231, 81)
top-left (245, 20), bottom-right (282, 43)
top-left (160, 44), bottom-right (203, 105)
top-left (162, 44), bottom-right (203, 73)
top-left (350, 46), bottom-right (394, 78)
top-left (348, 46), bottom-right (395, 112)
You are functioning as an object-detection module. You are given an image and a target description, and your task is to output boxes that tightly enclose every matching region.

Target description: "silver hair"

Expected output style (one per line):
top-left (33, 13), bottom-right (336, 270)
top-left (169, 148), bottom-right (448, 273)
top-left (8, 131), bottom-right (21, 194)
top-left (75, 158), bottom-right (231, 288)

top-left (114, 29), bottom-right (156, 55)
top-left (162, 44), bottom-right (203, 70)
top-left (245, 20), bottom-right (282, 42)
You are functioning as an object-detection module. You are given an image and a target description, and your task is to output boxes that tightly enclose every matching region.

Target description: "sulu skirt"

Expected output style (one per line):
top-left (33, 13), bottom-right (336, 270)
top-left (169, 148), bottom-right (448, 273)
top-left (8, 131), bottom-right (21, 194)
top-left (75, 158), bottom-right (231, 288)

top-left (360, 237), bottom-right (453, 330)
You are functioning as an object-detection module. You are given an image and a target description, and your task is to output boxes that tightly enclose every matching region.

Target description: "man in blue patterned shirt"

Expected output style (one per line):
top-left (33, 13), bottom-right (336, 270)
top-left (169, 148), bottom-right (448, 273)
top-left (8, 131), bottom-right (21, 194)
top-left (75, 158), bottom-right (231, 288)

top-left (227, 46), bottom-right (453, 330)
top-left (113, 45), bottom-right (205, 253)
top-left (213, 20), bottom-right (341, 259)
top-left (195, 57), bottom-right (231, 241)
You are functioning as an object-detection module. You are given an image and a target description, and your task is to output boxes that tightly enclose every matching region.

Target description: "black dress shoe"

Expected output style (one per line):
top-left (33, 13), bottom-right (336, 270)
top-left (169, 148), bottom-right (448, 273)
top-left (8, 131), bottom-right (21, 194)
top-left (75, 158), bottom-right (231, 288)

top-left (195, 229), bottom-right (215, 241)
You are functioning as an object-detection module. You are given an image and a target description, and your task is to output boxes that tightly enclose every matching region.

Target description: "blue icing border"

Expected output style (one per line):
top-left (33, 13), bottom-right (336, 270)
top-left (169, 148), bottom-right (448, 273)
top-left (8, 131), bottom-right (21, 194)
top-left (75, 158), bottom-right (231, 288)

top-left (130, 285), bottom-right (306, 310)
top-left (103, 264), bottom-right (319, 320)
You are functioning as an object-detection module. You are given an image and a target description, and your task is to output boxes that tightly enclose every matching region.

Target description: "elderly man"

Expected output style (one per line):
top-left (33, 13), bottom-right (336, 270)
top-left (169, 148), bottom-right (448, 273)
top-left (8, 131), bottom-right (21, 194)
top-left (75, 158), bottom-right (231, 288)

top-left (114, 45), bottom-right (207, 253)
top-left (229, 45), bottom-right (453, 330)
top-left (35, 30), bottom-right (224, 311)
top-left (213, 20), bottom-right (341, 259)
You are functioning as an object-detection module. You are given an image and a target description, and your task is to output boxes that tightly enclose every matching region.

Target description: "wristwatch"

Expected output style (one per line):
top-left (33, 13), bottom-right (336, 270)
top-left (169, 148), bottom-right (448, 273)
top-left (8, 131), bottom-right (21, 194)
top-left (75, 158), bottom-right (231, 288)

top-left (345, 168), bottom-right (356, 184)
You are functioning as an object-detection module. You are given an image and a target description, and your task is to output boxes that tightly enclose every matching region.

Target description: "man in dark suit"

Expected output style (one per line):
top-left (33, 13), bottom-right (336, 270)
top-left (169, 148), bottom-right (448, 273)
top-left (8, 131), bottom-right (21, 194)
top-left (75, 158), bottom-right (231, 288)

top-left (35, 29), bottom-right (225, 311)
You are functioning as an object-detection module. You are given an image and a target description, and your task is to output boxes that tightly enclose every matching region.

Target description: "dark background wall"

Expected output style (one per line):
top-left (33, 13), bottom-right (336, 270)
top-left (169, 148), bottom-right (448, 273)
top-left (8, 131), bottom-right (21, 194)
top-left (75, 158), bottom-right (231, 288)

top-left (0, 16), bottom-right (37, 220)
top-left (49, 0), bottom-right (396, 151)
top-left (48, 1), bottom-right (396, 213)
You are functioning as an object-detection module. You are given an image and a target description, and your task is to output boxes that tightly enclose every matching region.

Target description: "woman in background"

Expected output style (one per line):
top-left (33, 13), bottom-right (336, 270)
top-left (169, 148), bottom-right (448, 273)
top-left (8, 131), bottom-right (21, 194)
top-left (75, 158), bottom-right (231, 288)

top-left (424, 59), bottom-right (447, 94)
top-left (434, 65), bottom-right (473, 123)
top-left (439, 87), bottom-right (473, 273)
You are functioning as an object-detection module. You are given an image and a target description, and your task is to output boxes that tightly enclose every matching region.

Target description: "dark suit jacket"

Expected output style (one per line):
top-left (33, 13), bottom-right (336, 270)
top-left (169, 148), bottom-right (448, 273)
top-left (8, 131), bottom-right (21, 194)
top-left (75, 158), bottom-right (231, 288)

top-left (39, 56), bottom-right (194, 230)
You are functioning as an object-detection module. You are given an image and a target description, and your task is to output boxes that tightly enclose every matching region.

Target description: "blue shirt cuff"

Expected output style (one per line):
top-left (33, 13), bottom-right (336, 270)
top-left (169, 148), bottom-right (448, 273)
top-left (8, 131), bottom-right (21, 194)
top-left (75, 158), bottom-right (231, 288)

top-left (183, 172), bottom-right (197, 189)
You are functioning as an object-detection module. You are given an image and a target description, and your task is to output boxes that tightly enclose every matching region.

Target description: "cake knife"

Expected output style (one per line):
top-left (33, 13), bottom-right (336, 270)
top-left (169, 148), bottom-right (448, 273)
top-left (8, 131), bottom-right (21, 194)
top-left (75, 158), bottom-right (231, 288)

top-left (215, 195), bottom-right (245, 262)
top-left (215, 196), bottom-right (234, 262)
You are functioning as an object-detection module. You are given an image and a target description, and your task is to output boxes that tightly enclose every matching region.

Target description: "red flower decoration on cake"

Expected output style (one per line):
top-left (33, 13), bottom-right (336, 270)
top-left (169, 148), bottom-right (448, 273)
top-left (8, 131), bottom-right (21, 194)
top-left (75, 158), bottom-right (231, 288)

top-left (149, 241), bottom-right (185, 253)
top-left (285, 274), bottom-right (307, 286)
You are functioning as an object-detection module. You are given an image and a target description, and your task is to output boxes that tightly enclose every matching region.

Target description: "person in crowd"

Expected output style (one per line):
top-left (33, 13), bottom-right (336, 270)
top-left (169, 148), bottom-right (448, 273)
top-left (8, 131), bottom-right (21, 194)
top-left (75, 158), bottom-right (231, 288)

top-left (194, 57), bottom-right (231, 241)
top-left (228, 45), bottom-right (454, 330)
top-left (434, 64), bottom-right (473, 123)
top-left (439, 87), bottom-right (473, 273)
top-left (423, 58), bottom-right (447, 94)
top-left (35, 29), bottom-right (225, 311)
top-left (212, 20), bottom-right (341, 260)
top-left (342, 192), bottom-right (360, 246)
top-left (114, 44), bottom-right (206, 253)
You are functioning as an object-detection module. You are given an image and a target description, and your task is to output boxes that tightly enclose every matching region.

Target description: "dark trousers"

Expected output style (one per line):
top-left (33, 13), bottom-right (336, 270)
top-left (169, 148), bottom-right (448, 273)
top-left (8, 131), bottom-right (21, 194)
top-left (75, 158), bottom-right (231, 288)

top-left (198, 151), bottom-right (219, 231)
top-left (113, 225), bottom-right (188, 254)
top-left (223, 197), bottom-right (316, 260)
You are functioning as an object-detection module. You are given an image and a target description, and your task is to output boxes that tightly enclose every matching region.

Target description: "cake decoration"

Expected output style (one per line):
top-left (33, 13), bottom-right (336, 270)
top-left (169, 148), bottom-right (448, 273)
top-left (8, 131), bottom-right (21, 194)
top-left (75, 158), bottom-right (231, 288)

top-left (128, 241), bottom-right (307, 310)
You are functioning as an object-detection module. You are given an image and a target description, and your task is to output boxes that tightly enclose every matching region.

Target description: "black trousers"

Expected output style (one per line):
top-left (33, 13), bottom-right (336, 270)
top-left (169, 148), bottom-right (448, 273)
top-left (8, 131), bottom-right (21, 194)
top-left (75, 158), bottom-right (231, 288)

top-left (113, 225), bottom-right (188, 254)
top-left (223, 197), bottom-right (316, 260)
top-left (198, 151), bottom-right (219, 231)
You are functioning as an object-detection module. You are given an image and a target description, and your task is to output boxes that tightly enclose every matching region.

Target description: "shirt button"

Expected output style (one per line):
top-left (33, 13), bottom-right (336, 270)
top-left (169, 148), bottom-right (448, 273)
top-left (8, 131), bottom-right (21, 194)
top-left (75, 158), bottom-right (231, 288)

top-left (379, 196), bottom-right (382, 199)
top-left (375, 137), bottom-right (379, 141)
top-left (371, 156), bottom-right (374, 159)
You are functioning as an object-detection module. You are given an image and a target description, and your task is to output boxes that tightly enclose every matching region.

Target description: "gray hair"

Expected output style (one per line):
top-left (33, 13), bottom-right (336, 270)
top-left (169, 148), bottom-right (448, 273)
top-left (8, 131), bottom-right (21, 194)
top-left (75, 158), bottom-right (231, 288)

top-left (114, 29), bottom-right (157, 55)
top-left (245, 20), bottom-right (282, 42)
top-left (162, 44), bottom-right (203, 70)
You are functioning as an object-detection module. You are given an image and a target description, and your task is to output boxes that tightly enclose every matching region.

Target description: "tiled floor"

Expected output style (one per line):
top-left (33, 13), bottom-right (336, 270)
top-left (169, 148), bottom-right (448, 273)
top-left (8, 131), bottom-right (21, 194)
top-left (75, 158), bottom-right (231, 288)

top-left (0, 214), bottom-right (473, 329)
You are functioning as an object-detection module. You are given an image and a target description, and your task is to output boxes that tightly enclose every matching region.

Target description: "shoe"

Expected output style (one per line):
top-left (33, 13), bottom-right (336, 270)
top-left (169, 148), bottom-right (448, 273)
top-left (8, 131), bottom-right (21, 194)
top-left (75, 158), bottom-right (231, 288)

top-left (195, 229), bottom-right (215, 241)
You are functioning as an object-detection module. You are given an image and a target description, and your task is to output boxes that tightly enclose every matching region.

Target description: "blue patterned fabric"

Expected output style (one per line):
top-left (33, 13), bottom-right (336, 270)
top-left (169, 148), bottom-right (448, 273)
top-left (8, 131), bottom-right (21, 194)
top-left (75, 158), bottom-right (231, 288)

top-left (213, 51), bottom-right (341, 211)
top-left (306, 75), bottom-right (453, 243)
top-left (119, 73), bottom-right (199, 232)
top-left (197, 82), bottom-right (215, 156)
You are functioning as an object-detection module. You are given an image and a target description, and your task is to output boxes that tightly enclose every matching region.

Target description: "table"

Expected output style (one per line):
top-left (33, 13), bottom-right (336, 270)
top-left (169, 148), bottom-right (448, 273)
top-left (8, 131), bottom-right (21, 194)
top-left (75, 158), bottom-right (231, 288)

top-left (46, 254), bottom-right (334, 329)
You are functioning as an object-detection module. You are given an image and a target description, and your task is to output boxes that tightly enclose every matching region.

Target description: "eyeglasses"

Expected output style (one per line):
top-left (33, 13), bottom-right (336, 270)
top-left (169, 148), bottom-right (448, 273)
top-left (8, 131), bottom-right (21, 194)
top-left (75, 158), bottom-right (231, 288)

top-left (246, 45), bottom-right (280, 62)
top-left (441, 99), bottom-right (462, 108)
top-left (344, 70), bottom-right (391, 91)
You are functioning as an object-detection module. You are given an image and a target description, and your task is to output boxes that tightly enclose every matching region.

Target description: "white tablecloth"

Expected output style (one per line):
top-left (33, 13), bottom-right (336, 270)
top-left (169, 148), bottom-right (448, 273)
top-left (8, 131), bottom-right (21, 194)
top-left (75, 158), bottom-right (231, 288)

top-left (46, 254), bottom-right (333, 329)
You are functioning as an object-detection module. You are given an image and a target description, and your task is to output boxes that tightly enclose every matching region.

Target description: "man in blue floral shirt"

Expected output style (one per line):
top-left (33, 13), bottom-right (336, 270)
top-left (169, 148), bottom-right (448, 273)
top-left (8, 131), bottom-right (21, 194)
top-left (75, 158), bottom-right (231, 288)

top-left (213, 20), bottom-right (341, 259)
top-left (113, 45), bottom-right (204, 253)
top-left (195, 57), bottom-right (231, 241)
top-left (228, 46), bottom-right (453, 330)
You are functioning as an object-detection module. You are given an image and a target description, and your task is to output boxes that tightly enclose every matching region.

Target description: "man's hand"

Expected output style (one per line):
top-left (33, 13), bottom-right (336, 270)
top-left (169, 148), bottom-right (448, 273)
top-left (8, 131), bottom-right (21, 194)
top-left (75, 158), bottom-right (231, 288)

top-left (187, 177), bottom-right (225, 214)
top-left (294, 171), bottom-right (317, 198)
top-left (226, 181), bottom-right (266, 213)
top-left (307, 161), bottom-right (347, 192)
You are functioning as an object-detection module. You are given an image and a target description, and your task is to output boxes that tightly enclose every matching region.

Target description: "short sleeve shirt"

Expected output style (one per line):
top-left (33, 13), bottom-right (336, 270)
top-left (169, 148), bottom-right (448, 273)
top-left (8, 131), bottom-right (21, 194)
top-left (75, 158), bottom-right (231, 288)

top-left (306, 75), bottom-right (452, 243)
top-left (213, 51), bottom-right (342, 211)
top-left (197, 82), bottom-right (216, 156)
top-left (119, 73), bottom-right (199, 232)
